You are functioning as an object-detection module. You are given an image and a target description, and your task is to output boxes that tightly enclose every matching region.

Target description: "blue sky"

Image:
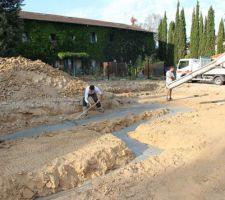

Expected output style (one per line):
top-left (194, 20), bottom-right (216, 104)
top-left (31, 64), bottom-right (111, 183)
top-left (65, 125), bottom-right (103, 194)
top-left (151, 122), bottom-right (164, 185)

top-left (22, 0), bottom-right (224, 36)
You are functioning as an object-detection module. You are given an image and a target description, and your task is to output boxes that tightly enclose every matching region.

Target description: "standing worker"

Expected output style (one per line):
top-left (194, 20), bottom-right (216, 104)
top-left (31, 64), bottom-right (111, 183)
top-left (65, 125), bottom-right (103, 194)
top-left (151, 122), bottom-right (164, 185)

top-left (83, 85), bottom-right (104, 116)
top-left (166, 67), bottom-right (175, 101)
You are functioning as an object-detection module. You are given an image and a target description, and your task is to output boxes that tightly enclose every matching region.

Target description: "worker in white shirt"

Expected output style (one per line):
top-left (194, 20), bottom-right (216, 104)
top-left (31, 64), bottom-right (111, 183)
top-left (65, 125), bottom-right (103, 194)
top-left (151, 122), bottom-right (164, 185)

top-left (83, 85), bottom-right (104, 116)
top-left (166, 67), bottom-right (175, 101)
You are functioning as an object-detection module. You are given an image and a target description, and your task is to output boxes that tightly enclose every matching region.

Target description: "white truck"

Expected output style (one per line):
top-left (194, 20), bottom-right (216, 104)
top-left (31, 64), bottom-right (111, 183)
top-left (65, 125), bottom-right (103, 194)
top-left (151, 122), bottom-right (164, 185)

top-left (176, 57), bottom-right (225, 85)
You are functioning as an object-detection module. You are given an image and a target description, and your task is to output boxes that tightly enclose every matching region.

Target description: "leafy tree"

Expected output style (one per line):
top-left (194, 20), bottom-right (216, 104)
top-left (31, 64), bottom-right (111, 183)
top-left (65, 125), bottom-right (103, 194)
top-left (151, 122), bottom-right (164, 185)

top-left (217, 19), bottom-right (225, 54)
top-left (205, 6), bottom-right (215, 57)
top-left (143, 14), bottom-right (161, 32)
top-left (167, 21), bottom-right (175, 66)
top-left (0, 8), bottom-right (8, 55)
top-left (0, 0), bottom-right (24, 56)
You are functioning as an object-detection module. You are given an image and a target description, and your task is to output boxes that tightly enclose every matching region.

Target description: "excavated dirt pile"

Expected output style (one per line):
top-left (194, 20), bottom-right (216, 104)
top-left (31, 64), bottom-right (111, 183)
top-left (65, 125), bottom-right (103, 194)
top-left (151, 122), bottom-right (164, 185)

top-left (0, 57), bottom-right (86, 135)
top-left (0, 57), bottom-right (127, 135)
top-left (0, 56), bottom-right (85, 101)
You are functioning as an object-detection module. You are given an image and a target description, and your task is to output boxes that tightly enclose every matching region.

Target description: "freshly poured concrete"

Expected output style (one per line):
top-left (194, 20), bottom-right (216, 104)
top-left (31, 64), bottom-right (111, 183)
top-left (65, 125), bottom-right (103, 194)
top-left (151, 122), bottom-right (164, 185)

top-left (0, 103), bottom-right (165, 141)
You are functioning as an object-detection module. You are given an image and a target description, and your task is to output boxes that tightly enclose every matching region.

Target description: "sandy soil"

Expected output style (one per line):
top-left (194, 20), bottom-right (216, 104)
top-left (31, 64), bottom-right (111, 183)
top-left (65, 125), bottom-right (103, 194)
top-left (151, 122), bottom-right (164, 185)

top-left (54, 83), bottom-right (225, 200)
top-left (0, 134), bottom-right (133, 200)
top-left (1, 59), bottom-right (225, 200)
top-left (91, 80), bottom-right (165, 94)
top-left (0, 108), bottom-right (168, 199)
top-left (0, 57), bottom-right (164, 136)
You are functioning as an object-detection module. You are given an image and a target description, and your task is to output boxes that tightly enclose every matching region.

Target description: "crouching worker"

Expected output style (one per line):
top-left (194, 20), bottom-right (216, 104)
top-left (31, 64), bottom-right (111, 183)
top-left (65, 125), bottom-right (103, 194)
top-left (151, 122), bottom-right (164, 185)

top-left (83, 85), bottom-right (104, 116)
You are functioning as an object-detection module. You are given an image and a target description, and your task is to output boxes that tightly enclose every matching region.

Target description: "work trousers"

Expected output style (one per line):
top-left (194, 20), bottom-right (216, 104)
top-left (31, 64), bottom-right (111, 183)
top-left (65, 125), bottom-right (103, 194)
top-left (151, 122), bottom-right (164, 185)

top-left (83, 93), bottom-right (101, 108)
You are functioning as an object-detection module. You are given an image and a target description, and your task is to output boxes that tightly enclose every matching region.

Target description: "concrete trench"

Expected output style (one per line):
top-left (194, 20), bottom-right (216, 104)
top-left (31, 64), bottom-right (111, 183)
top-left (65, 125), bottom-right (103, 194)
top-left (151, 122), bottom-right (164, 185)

top-left (0, 103), bottom-right (191, 163)
top-left (0, 103), bottom-right (186, 141)
top-left (35, 104), bottom-right (191, 200)
top-left (1, 103), bottom-right (191, 200)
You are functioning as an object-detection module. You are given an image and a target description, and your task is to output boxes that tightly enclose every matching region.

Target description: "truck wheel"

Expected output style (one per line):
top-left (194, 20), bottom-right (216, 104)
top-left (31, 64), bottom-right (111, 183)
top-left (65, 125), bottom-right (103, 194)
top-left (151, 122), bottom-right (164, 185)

top-left (214, 76), bottom-right (224, 85)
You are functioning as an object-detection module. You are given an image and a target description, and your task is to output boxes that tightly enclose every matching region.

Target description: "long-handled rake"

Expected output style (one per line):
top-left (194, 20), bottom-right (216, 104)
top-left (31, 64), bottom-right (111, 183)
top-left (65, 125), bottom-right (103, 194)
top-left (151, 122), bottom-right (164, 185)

top-left (74, 100), bottom-right (100, 120)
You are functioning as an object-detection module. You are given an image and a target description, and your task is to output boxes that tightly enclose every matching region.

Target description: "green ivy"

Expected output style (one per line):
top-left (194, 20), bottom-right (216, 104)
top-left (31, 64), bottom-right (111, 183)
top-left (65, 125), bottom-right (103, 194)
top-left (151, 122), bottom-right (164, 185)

top-left (18, 19), bottom-right (155, 64)
top-left (58, 52), bottom-right (89, 59)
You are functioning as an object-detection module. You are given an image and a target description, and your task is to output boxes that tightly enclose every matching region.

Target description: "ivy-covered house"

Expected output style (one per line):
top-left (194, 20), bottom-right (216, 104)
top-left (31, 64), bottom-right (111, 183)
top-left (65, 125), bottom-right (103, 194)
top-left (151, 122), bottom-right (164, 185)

top-left (19, 11), bottom-right (155, 75)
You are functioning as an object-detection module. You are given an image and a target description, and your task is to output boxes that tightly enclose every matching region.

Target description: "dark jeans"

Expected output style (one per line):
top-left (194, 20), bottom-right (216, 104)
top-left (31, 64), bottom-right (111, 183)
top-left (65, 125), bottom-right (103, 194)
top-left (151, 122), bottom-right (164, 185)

top-left (83, 93), bottom-right (101, 108)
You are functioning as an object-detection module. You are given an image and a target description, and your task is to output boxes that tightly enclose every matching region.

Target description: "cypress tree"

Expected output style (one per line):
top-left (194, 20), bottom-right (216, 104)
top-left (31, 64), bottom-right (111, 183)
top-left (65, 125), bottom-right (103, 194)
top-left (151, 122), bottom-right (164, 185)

top-left (161, 12), bottom-right (167, 61)
top-left (174, 1), bottom-right (180, 64)
top-left (190, 8), bottom-right (196, 58)
top-left (195, 0), bottom-right (200, 57)
top-left (202, 17), bottom-right (208, 56)
top-left (199, 13), bottom-right (204, 56)
top-left (177, 8), bottom-right (186, 60)
top-left (158, 19), bottom-right (163, 60)
top-left (167, 21), bottom-right (175, 66)
top-left (158, 13), bottom-right (167, 62)
top-left (190, 1), bottom-right (200, 58)
top-left (0, 0), bottom-right (24, 56)
top-left (206, 6), bottom-right (215, 57)
top-left (217, 19), bottom-right (225, 54)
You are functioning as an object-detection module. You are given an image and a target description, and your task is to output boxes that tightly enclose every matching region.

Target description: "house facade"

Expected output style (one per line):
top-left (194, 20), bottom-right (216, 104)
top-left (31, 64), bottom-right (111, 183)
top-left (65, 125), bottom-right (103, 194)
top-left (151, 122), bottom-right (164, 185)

top-left (19, 11), bottom-right (155, 75)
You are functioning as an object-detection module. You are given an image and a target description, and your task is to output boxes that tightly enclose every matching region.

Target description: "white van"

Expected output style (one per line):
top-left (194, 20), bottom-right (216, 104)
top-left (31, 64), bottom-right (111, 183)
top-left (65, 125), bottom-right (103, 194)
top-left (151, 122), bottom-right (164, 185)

top-left (176, 57), bottom-right (225, 85)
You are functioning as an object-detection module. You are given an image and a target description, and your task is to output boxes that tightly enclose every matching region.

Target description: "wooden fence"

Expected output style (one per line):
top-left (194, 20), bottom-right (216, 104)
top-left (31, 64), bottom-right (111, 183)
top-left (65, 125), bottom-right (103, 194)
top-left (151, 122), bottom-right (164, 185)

top-left (144, 61), bottom-right (164, 77)
top-left (102, 62), bottom-right (128, 78)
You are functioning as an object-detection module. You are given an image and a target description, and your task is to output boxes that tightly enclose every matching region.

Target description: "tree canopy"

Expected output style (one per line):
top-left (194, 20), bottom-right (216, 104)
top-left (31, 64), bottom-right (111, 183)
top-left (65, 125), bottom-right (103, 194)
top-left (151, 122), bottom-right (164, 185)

top-left (0, 0), bottom-right (24, 56)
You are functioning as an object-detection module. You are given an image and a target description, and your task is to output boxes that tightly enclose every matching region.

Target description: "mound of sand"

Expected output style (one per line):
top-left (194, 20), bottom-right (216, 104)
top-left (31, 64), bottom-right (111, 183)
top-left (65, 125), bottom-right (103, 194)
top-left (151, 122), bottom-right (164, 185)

top-left (0, 57), bottom-right (85, 102)
top-left (0, 57), bottom-right (69, 76)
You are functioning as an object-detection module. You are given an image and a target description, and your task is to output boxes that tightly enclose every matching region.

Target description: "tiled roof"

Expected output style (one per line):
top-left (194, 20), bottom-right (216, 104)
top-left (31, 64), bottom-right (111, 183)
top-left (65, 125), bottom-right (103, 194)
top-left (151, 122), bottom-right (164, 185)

top-left (20, 11), bottom-right (151, 33)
